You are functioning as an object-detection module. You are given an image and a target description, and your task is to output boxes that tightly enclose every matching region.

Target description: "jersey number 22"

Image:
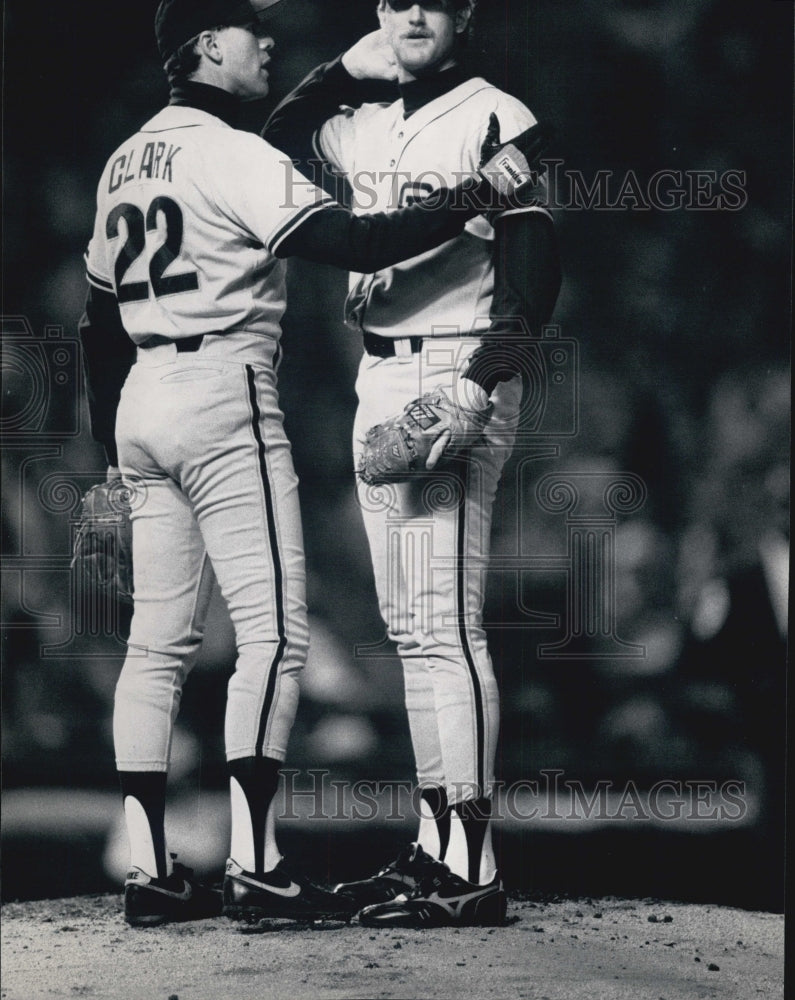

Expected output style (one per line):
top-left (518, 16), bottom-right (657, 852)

top-left (107, 197), bottom-right (198, 303)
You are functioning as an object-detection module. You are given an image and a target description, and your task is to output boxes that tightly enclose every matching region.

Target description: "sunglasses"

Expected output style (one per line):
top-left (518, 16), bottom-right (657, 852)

top-left (385, 1), bottom-right (458, 12)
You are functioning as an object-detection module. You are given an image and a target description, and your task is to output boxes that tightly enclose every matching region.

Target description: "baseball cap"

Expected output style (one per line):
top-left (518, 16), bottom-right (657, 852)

top-left (384, 0), bottom-right (475, 10)
top-left (155, 0), bottom-right (284, 63)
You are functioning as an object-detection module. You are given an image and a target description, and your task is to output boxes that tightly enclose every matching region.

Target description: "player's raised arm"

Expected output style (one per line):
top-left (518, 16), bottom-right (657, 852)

top-left (264, 30), bottom-right (397, 181)
top-left (264, 57), bottom-right (376, 182)
top-left (273, 120), bottom-right (554, 273)
top-left (273, 177), bottom-right (482, 272)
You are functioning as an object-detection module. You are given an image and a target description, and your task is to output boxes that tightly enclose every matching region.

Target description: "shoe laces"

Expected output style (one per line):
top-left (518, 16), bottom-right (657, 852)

top-left (387, 843), bottom-right (440, 877)
top-left (407, 859), bottom-right (459, 899)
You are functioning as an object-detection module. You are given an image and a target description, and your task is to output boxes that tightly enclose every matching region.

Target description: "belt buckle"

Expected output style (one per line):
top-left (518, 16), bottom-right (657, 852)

top-left (394, 337), bottom-right (413, 359)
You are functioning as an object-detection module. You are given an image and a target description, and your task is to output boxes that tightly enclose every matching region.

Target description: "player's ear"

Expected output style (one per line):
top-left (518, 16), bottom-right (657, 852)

top-left (195, 28), bottom-right (224, 65)
top-left (455, 5), bottom-right (473, 34)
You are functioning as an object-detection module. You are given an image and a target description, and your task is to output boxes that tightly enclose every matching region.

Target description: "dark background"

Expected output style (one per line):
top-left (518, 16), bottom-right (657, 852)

top-left (1, 0), bottom-right (790, 911)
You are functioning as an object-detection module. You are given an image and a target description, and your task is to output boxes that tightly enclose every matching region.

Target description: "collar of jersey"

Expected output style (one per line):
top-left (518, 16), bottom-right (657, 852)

top-left (169, 81), bottom-right (240, 128)
top-left (399, 64), bottom-right (472, 119)
top-left (391, 76), bottom-right (494, 148)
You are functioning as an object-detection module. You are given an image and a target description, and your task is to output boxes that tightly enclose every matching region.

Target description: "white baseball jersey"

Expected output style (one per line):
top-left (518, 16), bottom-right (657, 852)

top-left (316, 78), bottom-right (550, 340)
top-left (85, 104), bottom-right (334, 345)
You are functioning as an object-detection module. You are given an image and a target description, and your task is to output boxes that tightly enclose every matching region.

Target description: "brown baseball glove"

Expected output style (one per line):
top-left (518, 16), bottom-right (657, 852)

top-left (71, 478), bottom-right (134, 605)
top-left (357, 388), bottom-right (492, 486)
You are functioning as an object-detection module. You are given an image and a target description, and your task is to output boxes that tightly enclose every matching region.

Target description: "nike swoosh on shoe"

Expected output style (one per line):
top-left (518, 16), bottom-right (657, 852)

top-left (139, 880), bottom-right (193, 902)
top-left (231, 872), bottom-right (302, 898)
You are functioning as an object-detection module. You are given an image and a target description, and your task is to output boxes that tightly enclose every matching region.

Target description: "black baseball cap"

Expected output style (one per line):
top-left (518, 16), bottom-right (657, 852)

top-left (155, 0), bottom-right (284, 63)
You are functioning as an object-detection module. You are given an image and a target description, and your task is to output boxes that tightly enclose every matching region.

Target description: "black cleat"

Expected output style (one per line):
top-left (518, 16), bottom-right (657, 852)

top-left (124, 862), bottom-right (222, 927)
top-left (358, 864), bottom-right (507, 928)
top-left (223, 858), bottom-right (358, 923)
top-left (332, 842), bottom-right (442, 909)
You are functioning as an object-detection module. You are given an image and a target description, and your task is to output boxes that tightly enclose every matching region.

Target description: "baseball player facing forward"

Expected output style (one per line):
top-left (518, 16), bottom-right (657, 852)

top-left (265, 0), bottom-right (561, 927)
top-left (80, 0), bottom-right (538, 927)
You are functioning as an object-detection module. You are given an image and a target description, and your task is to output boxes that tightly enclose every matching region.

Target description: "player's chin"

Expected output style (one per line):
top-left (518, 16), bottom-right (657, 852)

top-left (398, 47), bottom-right (441, 74)
top-left (241, 75), bottom-right (270, 100)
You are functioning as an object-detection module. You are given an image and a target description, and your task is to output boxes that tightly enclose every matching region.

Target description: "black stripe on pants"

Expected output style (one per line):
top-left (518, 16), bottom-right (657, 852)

top-left (246, 365), bottom-right (287, 756)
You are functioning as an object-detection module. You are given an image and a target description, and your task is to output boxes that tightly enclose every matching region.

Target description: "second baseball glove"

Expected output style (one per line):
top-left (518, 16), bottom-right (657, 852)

top-left (71, 478), bottom-right (134, 605)
top-left (358, 388), bottom-right (493, 485)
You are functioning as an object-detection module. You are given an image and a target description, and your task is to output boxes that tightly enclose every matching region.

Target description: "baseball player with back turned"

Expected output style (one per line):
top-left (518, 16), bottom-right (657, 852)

top-left (79, 0), bottom-right (548, 927)
top-left (265, 0), bottom-right (562, 927)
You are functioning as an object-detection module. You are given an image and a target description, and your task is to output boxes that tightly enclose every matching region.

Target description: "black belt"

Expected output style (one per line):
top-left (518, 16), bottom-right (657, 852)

top-left (141, 334), bottom-right (204, 352)
top-left (363, 332), bottom-right (424, 358)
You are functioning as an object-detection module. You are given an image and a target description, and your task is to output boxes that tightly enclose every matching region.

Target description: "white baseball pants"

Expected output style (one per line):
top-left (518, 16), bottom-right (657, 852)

top-left (114, 333), bottom-right (307, 771)
top-left (353, 338), bottom-right (521, 805)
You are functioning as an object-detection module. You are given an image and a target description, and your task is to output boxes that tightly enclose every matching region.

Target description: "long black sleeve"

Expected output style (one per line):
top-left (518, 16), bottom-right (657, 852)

top-left (462, 211), bottom-right (562, 394)
top-left (78, 284), bottom-right (136, 466)
top-left (264, 55), bottom-right (387, 194)
top-left (277, 178), bottom-right (492, 272)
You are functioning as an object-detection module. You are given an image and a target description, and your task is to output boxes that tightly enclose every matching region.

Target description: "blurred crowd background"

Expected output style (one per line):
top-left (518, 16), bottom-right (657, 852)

top-left (2, 0), bottom-right (790, 911)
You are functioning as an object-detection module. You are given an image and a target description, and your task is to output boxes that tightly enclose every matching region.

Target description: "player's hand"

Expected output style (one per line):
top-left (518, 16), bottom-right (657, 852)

top-left (426, 379), bottom-right (492, 470)
top-left (342, 30), bottom-right (398, 82)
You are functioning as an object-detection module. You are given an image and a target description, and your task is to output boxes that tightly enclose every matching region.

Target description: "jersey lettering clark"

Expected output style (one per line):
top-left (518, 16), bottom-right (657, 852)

top-left (85, 105), bottom-right (335, 344)
top-left (315, 78), bottom-right (551, 340)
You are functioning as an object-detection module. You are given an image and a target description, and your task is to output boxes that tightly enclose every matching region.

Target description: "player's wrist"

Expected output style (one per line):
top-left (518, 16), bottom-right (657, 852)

top-left (340, 50), bottom-right (367, 80)
top-left (460, 362), bottom-right (505, 400)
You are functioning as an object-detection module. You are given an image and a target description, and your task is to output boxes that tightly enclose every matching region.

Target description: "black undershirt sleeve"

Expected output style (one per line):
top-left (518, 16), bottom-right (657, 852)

top-left (462, 211), bottom-right (562, 395)
top-left (264, 55), bottom-right (386, 198)
top-left (277, 178), bottom-right (491, 272)
top-left (78, 284), bottom-right (136, 467)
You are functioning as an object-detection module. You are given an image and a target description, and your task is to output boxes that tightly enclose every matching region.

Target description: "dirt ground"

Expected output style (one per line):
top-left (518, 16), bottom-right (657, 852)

top-left (0, 892), bottom-right (784, 1000)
